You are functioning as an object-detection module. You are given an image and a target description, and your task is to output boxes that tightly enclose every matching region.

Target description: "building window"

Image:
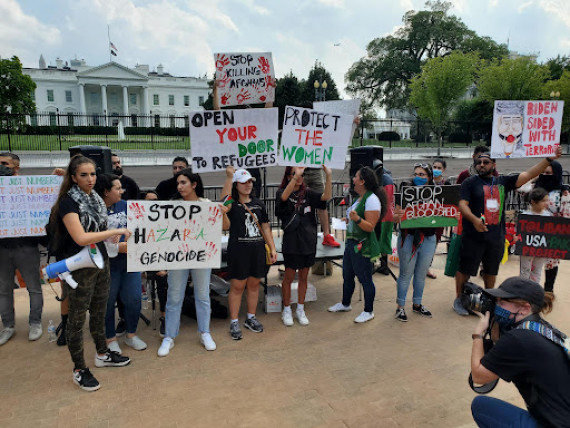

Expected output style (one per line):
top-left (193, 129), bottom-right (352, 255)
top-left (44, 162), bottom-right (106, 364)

top-left (92, 114), bottom-right (100, 126)
top-left (67, 113), bottom-right (75, 127)
top-left (153, 94), bottom-right (159, 105)
top-left (90, 92), bottom-right (97, 104)
top-left (169, 115), bottom-right (175, 128)
top-left (130, 93), bottom-right (137, 105)
top-left (30, 114), bottom-right (38, 126)
top-left (110, 93), bottom-right (118, 104)
top-left (184, 116), bottom-right (189, 129)
top-left (111, 112), bottom-right (119, 127)
top-left (47, 90), bottom-right (54, 102)
top-left (131, 114), bottom-right (138, 127)
top-left (49, 112), bottom-right (56, 126)
top-left (184, 95), bottom-right (189, 107)
top-left (154, 114), bottom-right (160, 127)
top-left (199, 96), bottom-right (205, 106)
top-left (65, 90), bottom-right (72, 102)
top-left (169, 95), bottom-right (174, 106)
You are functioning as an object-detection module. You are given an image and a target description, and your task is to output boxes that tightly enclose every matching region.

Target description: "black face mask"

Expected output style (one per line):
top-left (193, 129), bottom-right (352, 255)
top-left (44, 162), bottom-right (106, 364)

top-left (538, 174), bottom-right (558, 191)
top-left (0, 165), bottom-right (14, 176)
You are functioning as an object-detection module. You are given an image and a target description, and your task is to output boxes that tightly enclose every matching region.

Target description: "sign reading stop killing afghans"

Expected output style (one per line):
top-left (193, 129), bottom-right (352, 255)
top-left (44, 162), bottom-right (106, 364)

top-left (491, 100), bottom-right (564, 159)
top-left (214, 52), bottom-right (275, 107)
top-left (190, 108), bottom-right (278, 172)
top-left (397, 185), bottom-right (460, 229)
top-left (514, 214), bottom-right (570, 260)
top-left (126, 201), bottom-right (223, 272)
top-left (0, 175), bottom-right (62, 238)
top-left (279, 106), bottom-right (354, 169)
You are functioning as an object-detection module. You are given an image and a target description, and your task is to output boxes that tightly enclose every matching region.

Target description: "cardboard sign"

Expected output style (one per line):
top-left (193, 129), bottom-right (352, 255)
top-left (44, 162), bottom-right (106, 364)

top-left (214, 52), bottom-right (275, 106)
top-left (279, 106), bottom-right (354, 169)
top-left (514, 214), bottom-right (570, 260)
top-left (126, 201), bottom-right (223, 272)
top-left (0, 175), bottom-right (62, 238)
top-left (491, 100), bottom-right (564, 158)
top-left (190, 108), bottom-right (278, 172)
top-left (397, 185), bottom-right (460, 229)
top-left (313, 99), bottom-right (361, 136)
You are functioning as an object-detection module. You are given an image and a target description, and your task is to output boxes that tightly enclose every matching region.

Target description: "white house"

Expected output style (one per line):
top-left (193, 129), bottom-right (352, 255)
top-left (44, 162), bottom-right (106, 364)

top-left (23, 56), bottom-right (210, 127)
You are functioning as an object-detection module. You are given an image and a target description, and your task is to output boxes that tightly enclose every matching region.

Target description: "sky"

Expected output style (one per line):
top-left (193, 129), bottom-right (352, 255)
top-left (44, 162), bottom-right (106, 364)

top-left (2, 0), bottom-right (570, 98)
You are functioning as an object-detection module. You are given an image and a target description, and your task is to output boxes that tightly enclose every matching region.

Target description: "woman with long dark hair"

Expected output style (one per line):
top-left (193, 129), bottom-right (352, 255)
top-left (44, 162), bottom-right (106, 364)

top-left (49, 155), bottom-right (131, 391)
top-left (328, 166), bottom-right (387, 323)
top-left (276, 165), bottom-right (332, 326)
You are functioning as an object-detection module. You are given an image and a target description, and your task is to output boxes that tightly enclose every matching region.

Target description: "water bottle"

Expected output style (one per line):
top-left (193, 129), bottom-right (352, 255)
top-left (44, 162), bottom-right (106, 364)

top-left (48, 320), bottom-right (57, 342)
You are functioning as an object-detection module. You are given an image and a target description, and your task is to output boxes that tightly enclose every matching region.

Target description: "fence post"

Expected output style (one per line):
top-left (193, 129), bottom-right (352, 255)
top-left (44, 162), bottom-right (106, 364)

top-left (389, 118), bottom-right (393, 148)
top-left (360, 117), bottom-right (364, 147)
top-left (56, 108), bottom-right (62, 150)
top-left (5, 113), bottom-right (12, 152)
top-left (151, 115), bottom-right (155, 150)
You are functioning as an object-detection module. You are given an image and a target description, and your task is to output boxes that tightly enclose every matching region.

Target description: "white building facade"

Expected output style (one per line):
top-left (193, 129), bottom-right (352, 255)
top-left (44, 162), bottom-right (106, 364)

top-left (23, 57), bottom-right (210, 127)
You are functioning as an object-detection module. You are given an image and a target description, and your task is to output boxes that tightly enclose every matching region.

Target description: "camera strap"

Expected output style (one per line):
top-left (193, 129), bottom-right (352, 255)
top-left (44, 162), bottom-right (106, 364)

top-left (516, 317), bottom-right (570, 362)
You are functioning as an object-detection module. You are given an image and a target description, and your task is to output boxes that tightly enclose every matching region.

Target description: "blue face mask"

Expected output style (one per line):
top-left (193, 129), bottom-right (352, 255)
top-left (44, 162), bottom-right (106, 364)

top-left (413, 176), bottom-right (428, 186)
top-left (433, 169), bottom-right (442, 178)
top-left (494, 305), bottom-right (517, 330)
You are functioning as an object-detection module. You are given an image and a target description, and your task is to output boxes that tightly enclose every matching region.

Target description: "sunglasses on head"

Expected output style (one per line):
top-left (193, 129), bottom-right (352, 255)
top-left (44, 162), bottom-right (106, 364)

top-left (414, 163), bottom-right (429, 169)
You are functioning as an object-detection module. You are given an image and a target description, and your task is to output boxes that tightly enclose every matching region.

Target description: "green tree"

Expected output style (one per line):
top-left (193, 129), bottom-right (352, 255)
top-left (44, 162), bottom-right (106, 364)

top-left (545, 55), bottom-right (570, 81)
top-left (409, 51), bottom-right (478, 150)
top-left (477, 56), bottom-right (550, 102)
top-left (0, 56), bottom-right (36, 115)
top-left (274, 70), bottom-right (303, 128)
top-left (299, 60), bottom-right (341, 107)
top-left (345, 1), bottom-right (507, 110)
top-left (543, 70), bottom-right (570, 132)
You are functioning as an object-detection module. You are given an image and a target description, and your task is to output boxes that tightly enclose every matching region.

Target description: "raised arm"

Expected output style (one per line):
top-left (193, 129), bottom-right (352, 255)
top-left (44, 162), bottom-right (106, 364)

top-left (280, 167), bottom-right (304, 201)
top-left (516, 145), bottom-right (562, 188)
top-left (321, 165), bottom-right (332, 201)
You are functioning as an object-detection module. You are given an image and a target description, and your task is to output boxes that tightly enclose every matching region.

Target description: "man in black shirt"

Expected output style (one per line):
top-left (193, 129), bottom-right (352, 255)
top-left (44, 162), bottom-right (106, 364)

top-left (111, 153), bottom-right (140, 200)
top-left (155, 156), bottom-right (189, 200)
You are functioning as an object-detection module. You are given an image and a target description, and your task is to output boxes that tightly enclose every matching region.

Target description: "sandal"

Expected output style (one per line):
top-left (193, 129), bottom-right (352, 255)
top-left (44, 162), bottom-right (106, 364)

top-left (426, 271), bottom-right (437, 279)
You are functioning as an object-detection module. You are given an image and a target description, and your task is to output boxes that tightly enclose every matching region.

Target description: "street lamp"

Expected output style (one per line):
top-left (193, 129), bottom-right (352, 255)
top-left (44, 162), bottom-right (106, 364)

top-left (314, 80), bottom-right (328, 101)
top-left (550, 91), bottom-right (560, 99)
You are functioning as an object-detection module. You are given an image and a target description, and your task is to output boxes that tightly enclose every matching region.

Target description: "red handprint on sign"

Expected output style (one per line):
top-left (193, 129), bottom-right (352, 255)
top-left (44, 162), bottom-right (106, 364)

top-left (208, 206), bottom-right (221, 225)
top-left (264, 75), bottom-right (276, 89)
top-left (215, 54), bottom-right (230, 71)
top-left (258, 56), bottom-right (271, 74)
top-left (128, 202), bottom-right (146, 220)
top-left (204, 242), bottom-right (219, 259)
top-left (218, 72), bottom-right (230, 88)
top-left (236, 88), bottom-right (251, 105)
top-left (220, 92), bottom-right (231, 105)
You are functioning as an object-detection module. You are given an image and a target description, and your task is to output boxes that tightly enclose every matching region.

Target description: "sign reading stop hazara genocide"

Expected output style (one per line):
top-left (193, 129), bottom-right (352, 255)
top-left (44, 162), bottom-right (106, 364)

top-left (491, 100), bottom-right (564, 159)
top-left (189, 108), bottom-right (278, 172)
top-left (126, 201), bottom-right (223, 272)
top-left (279, 106), bottom-right (354, 169)
top-left (214, 52), bottom-right (275, 107)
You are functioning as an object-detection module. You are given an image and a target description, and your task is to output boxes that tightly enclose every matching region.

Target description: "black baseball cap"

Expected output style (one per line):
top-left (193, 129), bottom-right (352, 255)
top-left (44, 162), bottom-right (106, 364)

top-left (484, 277), bottom-right (544, 307)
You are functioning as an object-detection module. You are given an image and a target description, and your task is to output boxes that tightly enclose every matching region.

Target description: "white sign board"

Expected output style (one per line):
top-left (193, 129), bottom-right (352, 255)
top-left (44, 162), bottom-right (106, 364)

top-left (491, 100), bottom-right (564, 158)
top-left (279, 106), bottom-right (354, 169)
top-left (0, 175), bottom-right (62, 238)
top-left (214, 52), bottom-right (275, 106)
top-left (313, 99), bottom-right (361, 135)
top-left (190, 108), bottom-right (278, 172)
top-left (126, 201), bottom-right (223, 272)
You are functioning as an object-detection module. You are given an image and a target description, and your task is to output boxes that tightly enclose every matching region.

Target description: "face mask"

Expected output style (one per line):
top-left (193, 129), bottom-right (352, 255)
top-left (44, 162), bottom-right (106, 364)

top-left (494, 305), bottom-right (517, 331)
top-left (539, 175), bottom-right (558, 190)
top-left (433, 169), bottom-right (442, 178)
top-left (413, 176), bottom-right (428, 186)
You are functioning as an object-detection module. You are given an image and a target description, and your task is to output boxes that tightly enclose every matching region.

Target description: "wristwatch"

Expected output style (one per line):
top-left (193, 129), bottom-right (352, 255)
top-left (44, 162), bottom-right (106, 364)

top-left (546, 157), bottom-right (554, 163)
top-left (355, 217), bottom-right (362, 224)
top-left (472, 334), bottom-right (484, 340)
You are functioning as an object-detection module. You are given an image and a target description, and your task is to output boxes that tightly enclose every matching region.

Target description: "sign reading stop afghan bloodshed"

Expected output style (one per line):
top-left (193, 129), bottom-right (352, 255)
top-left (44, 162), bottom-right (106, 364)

top-left (279, 106), bottom-right (354, 169)
top-left (126, 201), bottom-right (223, 272)
top-left (397, 185), bottom-right (460, 229)
top-left (514, 214), bottom-right (570, 260)
top-left (214, 52), bottom-right (275, 107)
top-left (491, 100), bottom-right (564, 159)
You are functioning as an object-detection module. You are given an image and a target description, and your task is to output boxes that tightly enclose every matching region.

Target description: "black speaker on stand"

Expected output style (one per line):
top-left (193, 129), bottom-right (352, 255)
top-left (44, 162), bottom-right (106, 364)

top-left (68, 145), bottom-right (113, 175)
top-left (349, 145), bottom-right (384, 194)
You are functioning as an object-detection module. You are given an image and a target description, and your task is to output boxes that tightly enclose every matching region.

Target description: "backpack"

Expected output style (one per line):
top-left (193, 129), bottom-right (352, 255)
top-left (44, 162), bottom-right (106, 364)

top-left (45, 214), bottom-right (63, 260)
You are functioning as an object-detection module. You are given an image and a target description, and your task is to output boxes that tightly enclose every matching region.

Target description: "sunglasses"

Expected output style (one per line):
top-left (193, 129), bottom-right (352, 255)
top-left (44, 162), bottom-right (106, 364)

top-left (475, 159), bottom-right (493, 166)
top-left (414, 163), bottom-right (429, 169)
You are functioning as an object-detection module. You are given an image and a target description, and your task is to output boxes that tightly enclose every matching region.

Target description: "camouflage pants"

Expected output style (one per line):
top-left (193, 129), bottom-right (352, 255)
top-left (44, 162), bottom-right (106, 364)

top-left (65, 260), bottom-right (110, 370)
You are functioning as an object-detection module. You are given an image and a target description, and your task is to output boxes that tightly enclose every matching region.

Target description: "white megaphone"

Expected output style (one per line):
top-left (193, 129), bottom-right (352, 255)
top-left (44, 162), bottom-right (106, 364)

top-left (42, 244), bottom-right (104, 289)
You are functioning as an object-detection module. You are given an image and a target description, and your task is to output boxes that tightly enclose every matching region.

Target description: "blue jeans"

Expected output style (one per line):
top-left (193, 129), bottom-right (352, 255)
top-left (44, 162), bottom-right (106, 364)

top-left (342, 240), bottom-right (376, 313)
top-left (472, 396), bottom-right (538, 428)
top-left (106, 266), bottom-right (141, 338)
top-left (165, 268), bottom-right (211, 338)
top-left (396, 233), bottom-right (436, 307)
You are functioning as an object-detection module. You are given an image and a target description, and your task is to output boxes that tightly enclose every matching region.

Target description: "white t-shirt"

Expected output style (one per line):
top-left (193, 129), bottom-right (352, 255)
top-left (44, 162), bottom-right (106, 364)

top-left (346, 193), bottom-right (381, 234)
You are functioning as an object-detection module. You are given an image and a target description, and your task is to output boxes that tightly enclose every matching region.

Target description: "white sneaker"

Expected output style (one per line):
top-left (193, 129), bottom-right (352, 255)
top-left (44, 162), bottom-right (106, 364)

top-left (28, 323), bottom-right (43, 341)
top-left (200, 333), bottom-right (217, 351)
top-left (0, 327), bottom-right (15, 346)
top-left (282, 307), bottom-right (294, 326)
top-left (124, 335), bottom-right (147, 351)
top-left (157, 337), bottom-right (174, 357)
top-left (296, 309), bottom-right (309, 326)
top-left (354, 311), bottom-right (375, 323)
top-left (108, 340), bottom-right (122, 354)
top-left (328, 302), bottom-right (352, 312)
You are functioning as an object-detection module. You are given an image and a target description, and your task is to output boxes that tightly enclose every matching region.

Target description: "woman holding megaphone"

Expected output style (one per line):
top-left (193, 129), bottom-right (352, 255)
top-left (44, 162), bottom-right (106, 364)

top-left (48, 155), bottom-right (132, 392)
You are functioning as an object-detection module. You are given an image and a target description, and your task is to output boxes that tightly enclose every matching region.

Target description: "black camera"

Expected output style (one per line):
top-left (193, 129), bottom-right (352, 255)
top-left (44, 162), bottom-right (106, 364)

top-left (460, 282), bottom-right (495, 314)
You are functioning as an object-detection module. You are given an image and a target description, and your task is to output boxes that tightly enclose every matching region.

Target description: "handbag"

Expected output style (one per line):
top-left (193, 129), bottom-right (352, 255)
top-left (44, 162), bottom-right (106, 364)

top-left (241, 203), bottom-right (274, 265)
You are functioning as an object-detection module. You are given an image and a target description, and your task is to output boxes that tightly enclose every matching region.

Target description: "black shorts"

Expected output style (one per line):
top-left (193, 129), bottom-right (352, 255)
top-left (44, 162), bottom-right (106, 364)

top-left (458, 236), bottom-right (504, 277)
top-left (283, 253), bottom-right (315, 270)
top-left (227, 243), bottom-right (268, 280)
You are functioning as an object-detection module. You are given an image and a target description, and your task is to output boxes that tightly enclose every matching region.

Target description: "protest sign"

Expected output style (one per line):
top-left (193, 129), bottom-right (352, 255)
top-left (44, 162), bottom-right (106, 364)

top-left (491, 100), bottom-right (564, 158)
top-left (190, 108), bottom-right (278, 172)
top-left (0, 175), bottom-right (62, 238)
top-left (279, 106), bottom-right (354, 169)
top-left (214, 52), bottom-right (275, 107)
top-left (397, 185), bottom-right (460, 229)
top-left (314, 99), bottom-right (361, 136)
top-left (127, 200), bottom-right (223, 272)
top-left (514, 214), bottom-right (570, 260)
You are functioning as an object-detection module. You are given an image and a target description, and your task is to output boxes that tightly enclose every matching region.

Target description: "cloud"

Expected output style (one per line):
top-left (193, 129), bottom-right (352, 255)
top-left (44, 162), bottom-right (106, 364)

top-left (537, 0), bottom-right (570, 27)
top-left (517, 1), bottom-right (533, 13)
top-left (236, 0), bottom-right (270, 15)
top-left (315, 0), bottom-right (345, 9)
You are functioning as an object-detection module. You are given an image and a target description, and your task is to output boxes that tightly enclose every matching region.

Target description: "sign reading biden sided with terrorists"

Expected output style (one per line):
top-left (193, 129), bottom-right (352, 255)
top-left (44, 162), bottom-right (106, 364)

top-left (190, 108), bottom-right (278, 172)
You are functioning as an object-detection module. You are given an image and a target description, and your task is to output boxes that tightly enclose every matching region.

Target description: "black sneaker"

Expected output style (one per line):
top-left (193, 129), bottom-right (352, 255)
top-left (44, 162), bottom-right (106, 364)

top-left (94, 350), bottom-right (131, 368)
top-left (57, 327), bottom-right (67, 347)
top-left (229, 321), bottom-right (242, 340)
top-left (413, 304), bottom-right (432, 318)
top-left (395, 308), bottom-right (408, 322)
top-left (115, 319), bottom-right (126, 337)
top-left (244, 316), bottom-right (264, 333)
top-left (159, 317), bottom-right (165, 338)
top-left (73, 368), bottom-right (100, 391)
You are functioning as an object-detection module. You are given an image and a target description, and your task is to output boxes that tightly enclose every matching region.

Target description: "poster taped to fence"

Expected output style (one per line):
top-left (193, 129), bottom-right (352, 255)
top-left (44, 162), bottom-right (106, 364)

top-left (126, 200), bottom-right (223, 272)
top-left (279, 106), bottom-right (354, 169)
top-left (0, 175), bottom-right (62, 238)
top-left (214, 52), bottom-right (275, 107)
top-left (491, 100), bottom-right (564, 159)
top-left (514, 214), bottom-right (570, 260)
top-left (313, 99), bottom-right (361, 136)
top-left (396, 184), bottom-right (460, 229)
top-left (189, 108), bottom-right (278, 172)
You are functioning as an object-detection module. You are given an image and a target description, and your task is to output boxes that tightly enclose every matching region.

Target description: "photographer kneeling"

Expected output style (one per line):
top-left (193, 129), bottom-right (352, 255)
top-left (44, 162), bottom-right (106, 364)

top-left (470, 277), bottom-right (570, 428)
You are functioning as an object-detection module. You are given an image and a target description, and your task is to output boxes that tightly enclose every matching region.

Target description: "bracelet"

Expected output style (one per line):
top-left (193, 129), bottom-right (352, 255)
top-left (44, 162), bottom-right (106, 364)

top-left (472, 334), bottom-right (484, 340)
top-left (355, 217), bottom-right (362, 224)
top-left (546, 157), bottom-right (553, 163)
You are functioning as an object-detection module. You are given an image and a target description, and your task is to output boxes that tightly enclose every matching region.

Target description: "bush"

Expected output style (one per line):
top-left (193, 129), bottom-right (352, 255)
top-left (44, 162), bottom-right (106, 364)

top-left (377, 131), bottom-right (400, 141)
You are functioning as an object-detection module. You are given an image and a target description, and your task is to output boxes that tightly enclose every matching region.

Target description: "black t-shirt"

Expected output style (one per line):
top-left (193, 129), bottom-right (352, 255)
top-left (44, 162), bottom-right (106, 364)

top-left (481, 328), bottom-right (570, 427)
top-left (120, 175), bottom-right (140, 200)
top-left (155, 177), bottom-right (178, 201)
top-left (460, 174), bottom-right (518, 240)
top-left (275, 188), bottom-right (326, 255)
top-left (226, 197), bottom-right (269, 249)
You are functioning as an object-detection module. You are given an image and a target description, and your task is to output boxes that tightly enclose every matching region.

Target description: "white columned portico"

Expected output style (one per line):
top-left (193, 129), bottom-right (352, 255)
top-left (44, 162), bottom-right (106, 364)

top-left (78, 83), bottom-right (86, 125)
top-left (142, 86), bottom-right (149, 127)
top-left (100, 84), bottom-right (108, 125)
top-left (122, 85), bottom-right (129, 126)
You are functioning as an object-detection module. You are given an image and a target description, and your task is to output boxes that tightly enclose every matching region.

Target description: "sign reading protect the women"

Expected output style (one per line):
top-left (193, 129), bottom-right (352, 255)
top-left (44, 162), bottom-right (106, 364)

top-left (126, 201), bottom-right (223, 271)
